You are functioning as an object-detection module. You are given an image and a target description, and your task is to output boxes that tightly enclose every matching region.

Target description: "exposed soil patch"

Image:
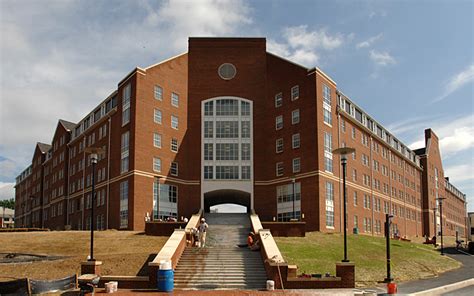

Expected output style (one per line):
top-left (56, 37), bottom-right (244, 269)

top-left (0, 253), bottom-right (66, 264)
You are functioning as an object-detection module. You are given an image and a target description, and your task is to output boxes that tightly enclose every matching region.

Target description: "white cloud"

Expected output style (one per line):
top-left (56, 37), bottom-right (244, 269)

top-left (369, 50), bottom-right (396, 66)
top-left (268, 25), bottom-right (347, 66)
top-left (356, 33), bottom-right (383, 49)
top-left (408, 114), bottom-right (474, 156)
top-left (146, 0), bottom-right (252, 51)
top-left (283, 26), bottom-right (344, 51)
top-left (0, 182), bottom-right (15, 200)
top-left (0, 158), bottom-right (22, 181)
top-left (0, 0), bottom-right (254, 182)
top-left (433, 64), bottom-right (474, 103)
top-left (445, 163), bottom-right (474, 183)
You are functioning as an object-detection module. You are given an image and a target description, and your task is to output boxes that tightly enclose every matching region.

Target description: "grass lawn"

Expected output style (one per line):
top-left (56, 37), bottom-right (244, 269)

top-left (0, 230), bottom-right (167, 281)
top-left (275, 232), bottom-right (461, 286)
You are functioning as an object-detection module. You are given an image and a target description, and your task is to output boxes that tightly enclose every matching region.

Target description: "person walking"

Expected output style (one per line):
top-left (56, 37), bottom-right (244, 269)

top-left (198, 218), bottom-right (209, 248)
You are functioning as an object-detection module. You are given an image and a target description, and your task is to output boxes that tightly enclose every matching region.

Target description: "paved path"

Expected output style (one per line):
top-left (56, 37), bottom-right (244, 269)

top-left (397, 247), bottom-right (474, 294)
top-left (443, 285), bottom-right (474, 296)
top-left (94, 289), bottom-right (354, 295)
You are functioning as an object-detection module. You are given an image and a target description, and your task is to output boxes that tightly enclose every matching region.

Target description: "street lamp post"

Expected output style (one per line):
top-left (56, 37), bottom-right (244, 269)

top-left (85, 147), bottom-right (104, 262)
top-left (384, 214), bottom-right (394, 283)
top-left (436, 197), bottom-right (446, 255)
top-left (333, 147), bottom-right (356, 263)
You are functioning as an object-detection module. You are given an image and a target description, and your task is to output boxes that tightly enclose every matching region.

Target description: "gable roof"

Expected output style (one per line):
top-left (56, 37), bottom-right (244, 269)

top-left (59, 119), bottom-right (76, 131)
top-left (37, 142), bottom-right (52, 154)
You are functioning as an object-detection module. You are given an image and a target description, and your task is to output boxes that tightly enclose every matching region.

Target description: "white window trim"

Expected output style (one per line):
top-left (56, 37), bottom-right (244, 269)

top-left (276, 138), bottom-right (283, 153)
top-left (275, 115), bottom-right (283, 130)
top-left (292, 109), bottom-right (300, 125)
top-left (291, 85), bottom-right (299, 101)
top-left (171, 92), bottom-right (179, 107)
top-left (276, 162), bottom-right (284, 177)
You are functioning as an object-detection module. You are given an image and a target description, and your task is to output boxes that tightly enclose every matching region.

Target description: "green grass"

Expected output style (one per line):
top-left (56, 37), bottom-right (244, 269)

top-left (275, 232), bottom-right (460, 286)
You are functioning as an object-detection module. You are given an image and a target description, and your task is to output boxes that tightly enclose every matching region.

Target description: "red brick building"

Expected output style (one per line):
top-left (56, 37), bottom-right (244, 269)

top-left (14, 37), bottom-right (467, 238)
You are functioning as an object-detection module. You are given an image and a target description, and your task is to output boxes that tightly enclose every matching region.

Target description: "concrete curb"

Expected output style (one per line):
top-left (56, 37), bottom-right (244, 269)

top-left (410, 278), bottom-right (474, 295)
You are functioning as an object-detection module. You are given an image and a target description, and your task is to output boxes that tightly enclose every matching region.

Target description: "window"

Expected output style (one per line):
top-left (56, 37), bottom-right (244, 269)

top-left (324, 132), bottom-right (332, 153)
top-left (122, 83), bottom-right (131, 126)
top-left (154, 85), bottom-right (162, 100)
top-left (171, 138), bottom-right (178, 152)
top-left (170, 162), bottom-right (178, 176)
top-left (204, 143), bottom-right (213, 160)
top-left (292, 109), bottom-right (300, 124)
top-left (291, 85), bottom-right (299, 100)
top-left (169, 115), bottom-right (178, 129)
top-left (241, 143), bottom-right (251, 160)
top-left (216, 121), bottom-right (239, 138)
top-left (354, 215), bottom-right (358, 229)
top-left (241, 101), bottom-right (250, 116)
top-left (323, 84), bottom-right (331, 106)
top-left (362, 154), bottom-right (369, 166)
top-left (204, 166), bottom-right (213, 179)
top-left (324, 132), bottom-right (333, 172)
top-left (120, 181), bottom-right (128, 228)
top-left (153, 133), bottom-right (161, 148)
top-left (275, 92), bottom-right (283, 107)
top-left (216, 143), bottom-right (239, 160)
top-left (153, 157), bottom-right (161, 172)
top-left (276, 138), bottom-right (284, 153)
top-left (276, 182), bottom-right (301, 221)
top-left (364, 194), bottom-right (371, 209)
top-left (293, 158), bottom-right (301, 173)
top-left (323, 109), bottom-right (332, 125)
top-left (171, 92), bottom-right (179, 107)
top-left (241, 121), bottom-right (250, 138)
top-left (122, 108), bottom-right (130, 126)
top-left (292, 133), bottom-right (300, 149)
top-left (341, 119), bottom-right (346, 132)
top-left (275, 115), bottom-right (283, 130)
top-left (352, 127), bottom-right (356, 139)
top-left (154, 109), bottom-right (162, 124)
top-left (204, 101), bottom-right (213, 116)
top-left (276, 162), bottom-right (284, 176)
top-left (153, 182), bottom-right (178, 220)
top-left (241, 166), bottom-right (251, 180)
top-left (326, 182), bottom-right (334, 227)
top-left (353, 191), bottom-right (358, 206)
top-left (216, 166), bottom-right (239, 179)
top-left (216, 99), bottom-right (239, 116)
top-left (121, 132), bottom-right (129, 173)
top-left (204, 121), bottom-right (213, 138)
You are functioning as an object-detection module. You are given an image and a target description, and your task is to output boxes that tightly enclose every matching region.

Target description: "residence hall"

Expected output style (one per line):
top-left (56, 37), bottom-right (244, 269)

top-left (14, 38), bottom-right (467, 238)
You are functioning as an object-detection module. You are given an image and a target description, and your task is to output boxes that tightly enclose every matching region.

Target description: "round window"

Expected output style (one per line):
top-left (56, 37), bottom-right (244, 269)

top-left (218, 63), bottom-right (237, 80)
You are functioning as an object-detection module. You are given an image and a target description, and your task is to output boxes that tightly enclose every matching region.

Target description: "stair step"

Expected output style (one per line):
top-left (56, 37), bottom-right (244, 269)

top-left (174, 279), bottom-right (267, 283)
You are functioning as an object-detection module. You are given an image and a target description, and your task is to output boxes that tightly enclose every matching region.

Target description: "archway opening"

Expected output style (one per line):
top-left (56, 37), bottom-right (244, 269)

top-left (204, 190), bottom-right (250, 213)
top-left (210, 203), bottom-right (247, 213)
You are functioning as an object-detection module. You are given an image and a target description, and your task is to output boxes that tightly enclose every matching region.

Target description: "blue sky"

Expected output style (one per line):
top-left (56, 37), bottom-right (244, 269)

top-left (0, 0), bottom-right (473, 211)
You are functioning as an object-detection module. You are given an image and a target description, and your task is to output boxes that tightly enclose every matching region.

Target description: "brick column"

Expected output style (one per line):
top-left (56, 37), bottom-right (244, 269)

top-left (81, 260), bottom-right (103, 275)
top-left (336, 262), bottom-right (355, 288)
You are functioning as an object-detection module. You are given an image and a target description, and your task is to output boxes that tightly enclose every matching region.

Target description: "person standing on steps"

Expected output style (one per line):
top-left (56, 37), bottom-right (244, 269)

top-left (198, 218), bottom-right (209, 248)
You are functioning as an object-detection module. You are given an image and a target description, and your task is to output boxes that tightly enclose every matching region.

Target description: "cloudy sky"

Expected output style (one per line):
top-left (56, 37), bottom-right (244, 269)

top-left (0, 0), bottom-right (473, 211)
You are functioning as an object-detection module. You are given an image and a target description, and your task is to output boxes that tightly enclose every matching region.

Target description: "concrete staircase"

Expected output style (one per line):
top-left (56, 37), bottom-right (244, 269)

top-left (174, 213), bottom-right (268, 290)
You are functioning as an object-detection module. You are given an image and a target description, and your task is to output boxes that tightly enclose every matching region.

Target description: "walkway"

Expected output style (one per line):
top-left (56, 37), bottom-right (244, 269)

top-left (397, 247), bottom-right (474, 294)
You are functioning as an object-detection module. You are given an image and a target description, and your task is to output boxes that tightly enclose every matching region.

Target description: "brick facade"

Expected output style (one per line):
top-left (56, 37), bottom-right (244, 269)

top-left (14, 37), bottom-right (467, 239)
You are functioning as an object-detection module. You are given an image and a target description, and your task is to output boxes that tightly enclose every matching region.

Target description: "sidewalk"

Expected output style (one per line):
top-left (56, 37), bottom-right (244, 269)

top-left (396, 247), bottom-right (473, 294)
top-left (93, 289), bottom-right (355, 295)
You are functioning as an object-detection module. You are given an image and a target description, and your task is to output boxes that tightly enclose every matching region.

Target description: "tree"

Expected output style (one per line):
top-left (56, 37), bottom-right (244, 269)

top-left (0, 198), bottom-right (15, 210)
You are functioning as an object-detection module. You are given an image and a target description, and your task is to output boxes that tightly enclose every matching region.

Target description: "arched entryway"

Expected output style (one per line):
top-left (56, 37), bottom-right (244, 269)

top-left (204, 190), bottom-right (251, 213)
